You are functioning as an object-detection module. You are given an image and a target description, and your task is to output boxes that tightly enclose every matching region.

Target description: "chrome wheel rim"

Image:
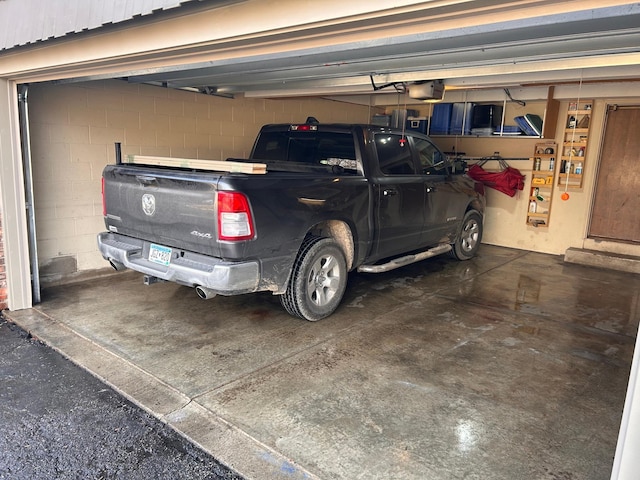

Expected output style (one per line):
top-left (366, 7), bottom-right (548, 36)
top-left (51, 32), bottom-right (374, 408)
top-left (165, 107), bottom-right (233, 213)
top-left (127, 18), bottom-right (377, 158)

top-left (306, 253), bottom-right (341, 306)
top-left (460, 219), bottom-right (479, 253)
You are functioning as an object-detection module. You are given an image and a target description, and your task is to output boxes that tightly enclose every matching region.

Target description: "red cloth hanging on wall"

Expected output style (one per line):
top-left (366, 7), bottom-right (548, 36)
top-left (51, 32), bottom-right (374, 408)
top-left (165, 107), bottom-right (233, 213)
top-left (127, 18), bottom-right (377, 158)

top-left (467, 159), bottom-right (525, 197)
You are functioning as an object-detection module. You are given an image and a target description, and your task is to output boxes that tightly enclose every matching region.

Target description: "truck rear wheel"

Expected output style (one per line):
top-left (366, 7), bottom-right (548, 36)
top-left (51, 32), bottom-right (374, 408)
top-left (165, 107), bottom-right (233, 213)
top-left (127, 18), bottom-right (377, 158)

top-left (280, 236), bottom-right (347, 321)
top-left (450, 210), bottom-right (483, 261)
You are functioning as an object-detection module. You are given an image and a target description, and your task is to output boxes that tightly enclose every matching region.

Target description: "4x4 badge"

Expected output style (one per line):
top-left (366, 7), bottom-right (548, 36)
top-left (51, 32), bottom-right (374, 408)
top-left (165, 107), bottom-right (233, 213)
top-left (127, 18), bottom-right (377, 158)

top-left (142, 194), bottom-right (156, 216)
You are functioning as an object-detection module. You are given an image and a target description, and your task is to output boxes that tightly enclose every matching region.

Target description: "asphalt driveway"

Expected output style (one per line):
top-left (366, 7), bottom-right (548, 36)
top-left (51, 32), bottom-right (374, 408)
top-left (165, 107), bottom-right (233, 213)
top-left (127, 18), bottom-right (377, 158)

top-left (0, 315), bottom-right (242, 480)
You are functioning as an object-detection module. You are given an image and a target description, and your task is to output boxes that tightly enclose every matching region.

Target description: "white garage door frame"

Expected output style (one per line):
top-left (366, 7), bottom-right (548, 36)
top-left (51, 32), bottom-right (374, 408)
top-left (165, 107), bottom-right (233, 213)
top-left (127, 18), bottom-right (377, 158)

top-left (612, 330), bottom-right (640, 479)
top-left (0, 78), bottom-right (31, 310)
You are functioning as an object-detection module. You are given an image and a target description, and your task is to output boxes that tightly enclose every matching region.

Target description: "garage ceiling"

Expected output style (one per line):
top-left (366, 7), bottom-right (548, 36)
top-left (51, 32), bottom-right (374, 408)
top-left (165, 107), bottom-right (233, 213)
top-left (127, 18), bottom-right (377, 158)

top-left (3, 1), bottom-right (640, 104)
top-left (119, 3), bottom-right (640, 104)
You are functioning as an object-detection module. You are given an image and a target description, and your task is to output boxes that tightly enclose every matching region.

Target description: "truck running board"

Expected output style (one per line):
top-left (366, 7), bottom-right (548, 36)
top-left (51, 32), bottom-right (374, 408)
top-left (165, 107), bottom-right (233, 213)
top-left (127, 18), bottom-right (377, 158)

top-left (357, 244), bottom-right (452, 274)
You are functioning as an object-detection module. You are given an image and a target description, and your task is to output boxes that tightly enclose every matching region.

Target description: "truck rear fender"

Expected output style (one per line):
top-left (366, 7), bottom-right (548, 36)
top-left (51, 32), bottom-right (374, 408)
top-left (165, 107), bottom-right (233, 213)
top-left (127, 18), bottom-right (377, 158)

top-left (273, 220), bottom-right (354, 296)
top-left (308, 220), bottom-right (355, 270)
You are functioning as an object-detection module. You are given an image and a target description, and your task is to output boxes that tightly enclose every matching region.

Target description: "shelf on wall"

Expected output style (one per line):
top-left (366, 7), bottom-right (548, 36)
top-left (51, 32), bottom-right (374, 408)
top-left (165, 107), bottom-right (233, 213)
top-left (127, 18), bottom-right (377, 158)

top-left (557, 100), bottom-right (592, 189)
top-left (423, 86), bottom-right (559, 139)
top-left (526, 141), bottom-right (557, 228)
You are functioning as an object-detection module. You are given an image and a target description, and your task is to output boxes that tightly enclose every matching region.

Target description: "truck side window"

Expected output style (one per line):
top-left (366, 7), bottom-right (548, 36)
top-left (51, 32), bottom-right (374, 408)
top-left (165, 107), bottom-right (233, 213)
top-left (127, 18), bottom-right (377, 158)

top-left (376, 134), bottom-right (416, 175)
top-left (316, 134), bottom-right (360, 173)
top-left (414, 137), bottom-right (444, 174)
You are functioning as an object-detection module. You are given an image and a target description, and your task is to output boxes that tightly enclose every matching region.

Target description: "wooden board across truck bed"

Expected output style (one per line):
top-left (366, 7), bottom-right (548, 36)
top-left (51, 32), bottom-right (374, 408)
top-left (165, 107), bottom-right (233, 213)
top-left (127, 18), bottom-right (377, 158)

top-left (125, 155), bottom-right (267, 174)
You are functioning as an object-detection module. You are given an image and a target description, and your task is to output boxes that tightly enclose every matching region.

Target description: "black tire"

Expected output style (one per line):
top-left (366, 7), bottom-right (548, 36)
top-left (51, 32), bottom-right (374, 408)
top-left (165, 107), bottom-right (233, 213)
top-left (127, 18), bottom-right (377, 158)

top-left (280, 236), bottom-right (348, 321)
top-left (450, 210), bottom-right (483, 261)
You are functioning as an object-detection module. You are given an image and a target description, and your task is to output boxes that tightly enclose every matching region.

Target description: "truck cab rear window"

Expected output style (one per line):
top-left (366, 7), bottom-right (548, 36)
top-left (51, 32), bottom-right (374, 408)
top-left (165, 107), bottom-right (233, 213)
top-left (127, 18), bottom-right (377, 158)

top-left (253, 131), bottom-right (360, 173)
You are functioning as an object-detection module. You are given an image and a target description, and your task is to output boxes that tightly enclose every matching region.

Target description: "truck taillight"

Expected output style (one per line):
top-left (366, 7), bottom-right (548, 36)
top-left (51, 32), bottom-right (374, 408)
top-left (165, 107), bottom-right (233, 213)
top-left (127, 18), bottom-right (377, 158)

top-left (217, 191), bottom-right (255, 241)
top-left (289, 124), bottom-right (317, 131)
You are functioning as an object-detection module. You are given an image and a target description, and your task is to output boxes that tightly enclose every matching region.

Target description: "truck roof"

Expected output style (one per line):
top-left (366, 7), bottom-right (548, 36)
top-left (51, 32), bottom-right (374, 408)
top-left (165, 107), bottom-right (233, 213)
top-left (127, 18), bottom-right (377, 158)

top-left (258, 123), bottom-right (414, 134)
top-left (257, 123), bottom-right (433, 141)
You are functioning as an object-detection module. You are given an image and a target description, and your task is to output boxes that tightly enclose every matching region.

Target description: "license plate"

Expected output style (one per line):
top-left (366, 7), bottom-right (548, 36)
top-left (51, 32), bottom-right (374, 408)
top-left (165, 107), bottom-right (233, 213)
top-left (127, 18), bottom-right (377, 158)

top-left (149, 243), bottom-right (172, 266)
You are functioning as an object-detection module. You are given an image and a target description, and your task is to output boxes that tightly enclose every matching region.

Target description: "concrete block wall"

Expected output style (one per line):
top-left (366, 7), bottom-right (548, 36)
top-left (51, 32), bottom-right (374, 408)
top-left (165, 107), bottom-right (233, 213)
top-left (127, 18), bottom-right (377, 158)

top-left (27, 79), bottom-right (379, 283)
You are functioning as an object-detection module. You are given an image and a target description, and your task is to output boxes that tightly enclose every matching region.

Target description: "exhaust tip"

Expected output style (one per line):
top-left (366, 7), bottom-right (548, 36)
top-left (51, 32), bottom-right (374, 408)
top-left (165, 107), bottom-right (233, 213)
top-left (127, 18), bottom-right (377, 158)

top-left (109, 259), bottom-right (125, 271)
top-left (195, 285), bottom-right (217, 300)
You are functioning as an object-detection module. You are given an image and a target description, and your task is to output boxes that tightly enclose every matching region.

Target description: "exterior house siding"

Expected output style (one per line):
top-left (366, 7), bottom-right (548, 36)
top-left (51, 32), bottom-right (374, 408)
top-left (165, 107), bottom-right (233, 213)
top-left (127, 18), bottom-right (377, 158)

top-left (0, 0), bottom-right (201, 51)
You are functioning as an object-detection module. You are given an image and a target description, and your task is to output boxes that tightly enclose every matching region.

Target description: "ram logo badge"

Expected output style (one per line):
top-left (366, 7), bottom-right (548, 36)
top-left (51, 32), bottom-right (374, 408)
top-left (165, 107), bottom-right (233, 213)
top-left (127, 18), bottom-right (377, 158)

top-left (142, 194), bottom-right (156, 216)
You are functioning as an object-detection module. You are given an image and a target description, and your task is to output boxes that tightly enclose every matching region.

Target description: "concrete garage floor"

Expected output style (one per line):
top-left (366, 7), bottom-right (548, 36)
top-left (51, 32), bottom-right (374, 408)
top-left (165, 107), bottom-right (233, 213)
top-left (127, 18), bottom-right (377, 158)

top-left (6, 245), bottom-right (640, 480)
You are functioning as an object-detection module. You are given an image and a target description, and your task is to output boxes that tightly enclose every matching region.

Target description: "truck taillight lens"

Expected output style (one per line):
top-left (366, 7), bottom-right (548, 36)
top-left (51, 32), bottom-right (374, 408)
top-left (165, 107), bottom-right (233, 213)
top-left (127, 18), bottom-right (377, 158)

top-left (217, 191), bottom-right (255, 241)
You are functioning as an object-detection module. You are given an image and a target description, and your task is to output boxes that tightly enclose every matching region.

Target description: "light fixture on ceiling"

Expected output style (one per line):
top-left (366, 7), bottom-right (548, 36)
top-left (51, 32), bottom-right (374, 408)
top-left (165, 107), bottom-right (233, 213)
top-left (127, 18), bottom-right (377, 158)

top-left (137, 81), bottom-right (235, 99)
top-left (195, 86), bottom-right (234, 99)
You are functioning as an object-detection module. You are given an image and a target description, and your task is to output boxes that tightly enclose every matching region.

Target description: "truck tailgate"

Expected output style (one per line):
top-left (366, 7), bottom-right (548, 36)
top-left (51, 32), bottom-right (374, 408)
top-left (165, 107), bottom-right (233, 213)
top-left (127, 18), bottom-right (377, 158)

top-left (102, 164), bottom-right (222, 257)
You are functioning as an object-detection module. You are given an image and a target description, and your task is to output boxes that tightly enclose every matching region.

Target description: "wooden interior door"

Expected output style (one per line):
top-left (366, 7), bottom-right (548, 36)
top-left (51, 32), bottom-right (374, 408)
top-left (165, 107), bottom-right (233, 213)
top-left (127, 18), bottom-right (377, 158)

top-left (589, 105), bottom-right (640, 243)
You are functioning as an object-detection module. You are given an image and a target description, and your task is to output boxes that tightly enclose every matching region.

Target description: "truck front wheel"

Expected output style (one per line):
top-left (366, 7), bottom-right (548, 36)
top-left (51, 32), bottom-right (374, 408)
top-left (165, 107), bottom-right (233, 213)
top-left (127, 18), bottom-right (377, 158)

top-left (450, 210), bottom-right (483, 261)
top-left (281, 236), bottom-right (347, 321)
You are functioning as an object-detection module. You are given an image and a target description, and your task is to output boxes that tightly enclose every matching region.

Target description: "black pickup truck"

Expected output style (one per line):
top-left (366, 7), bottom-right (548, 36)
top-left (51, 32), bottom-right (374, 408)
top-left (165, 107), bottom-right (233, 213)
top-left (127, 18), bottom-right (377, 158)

top-left (98, 122), bottom-right (485, 321)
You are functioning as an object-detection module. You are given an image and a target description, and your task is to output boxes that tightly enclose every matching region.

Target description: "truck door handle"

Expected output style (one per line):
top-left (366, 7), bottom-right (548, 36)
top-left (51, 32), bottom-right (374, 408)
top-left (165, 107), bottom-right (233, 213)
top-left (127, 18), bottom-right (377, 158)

top-left (383, 188), bottom-right (398, 196)
top-left (426, 186), bottom-right (437, 193)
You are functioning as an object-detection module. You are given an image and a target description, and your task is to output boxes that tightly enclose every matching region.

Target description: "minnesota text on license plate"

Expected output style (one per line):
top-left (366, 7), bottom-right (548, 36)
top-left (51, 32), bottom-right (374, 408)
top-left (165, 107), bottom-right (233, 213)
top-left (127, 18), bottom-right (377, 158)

top-left (149, 244), bottom-right (172, 266)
